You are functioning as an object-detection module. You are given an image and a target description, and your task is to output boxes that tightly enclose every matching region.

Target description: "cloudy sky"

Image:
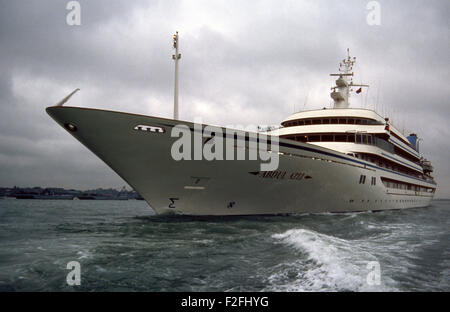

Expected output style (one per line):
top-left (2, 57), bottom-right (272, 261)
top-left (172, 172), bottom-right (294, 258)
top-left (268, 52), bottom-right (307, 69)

top-left (0, 0), bottom-right (449, 197)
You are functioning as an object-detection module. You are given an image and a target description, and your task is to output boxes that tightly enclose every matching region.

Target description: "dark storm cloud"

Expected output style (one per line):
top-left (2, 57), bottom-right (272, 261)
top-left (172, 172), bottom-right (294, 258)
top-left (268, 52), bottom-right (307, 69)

top-left (0, 0), bottom-right (449, 196)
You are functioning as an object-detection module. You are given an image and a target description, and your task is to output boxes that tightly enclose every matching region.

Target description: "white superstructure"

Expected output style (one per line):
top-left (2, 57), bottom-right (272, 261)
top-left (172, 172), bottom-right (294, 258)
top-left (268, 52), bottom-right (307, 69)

top-left (46, 49), bottom-right (436, 215)
top-left (267, 50), bottom-right (435, 201)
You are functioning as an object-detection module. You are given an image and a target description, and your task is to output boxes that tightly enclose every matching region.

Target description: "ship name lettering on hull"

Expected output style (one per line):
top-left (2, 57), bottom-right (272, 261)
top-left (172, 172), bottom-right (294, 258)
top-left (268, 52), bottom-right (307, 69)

top-left (252, 170), bottom-right (307, 180)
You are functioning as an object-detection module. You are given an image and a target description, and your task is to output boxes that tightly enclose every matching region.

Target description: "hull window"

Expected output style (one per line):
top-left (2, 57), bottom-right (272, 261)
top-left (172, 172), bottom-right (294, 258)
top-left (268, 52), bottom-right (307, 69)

top-left (134, 125), bottom-right (165, 133)
top-left (359, 175), bottom-right (366, 184)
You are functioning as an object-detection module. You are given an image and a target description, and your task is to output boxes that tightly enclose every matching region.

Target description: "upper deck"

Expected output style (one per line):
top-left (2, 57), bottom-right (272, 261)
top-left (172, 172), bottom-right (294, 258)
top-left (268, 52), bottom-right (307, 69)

top-left (282, 108), bottom-right (385, 126)
top-left (272, 107), bottom-right (415, 150)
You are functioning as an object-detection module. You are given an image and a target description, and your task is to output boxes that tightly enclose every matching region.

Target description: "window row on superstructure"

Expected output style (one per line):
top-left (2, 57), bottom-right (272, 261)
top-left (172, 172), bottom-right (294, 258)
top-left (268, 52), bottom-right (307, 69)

top-left (282, 117), bottom-right (381, 128)
top-left (282, 132), bottom-right (420, 163)
top-left (282, 133), bottom-right (355, 143)
top-left (381, 177), bottom-right (435, 194)
top-left (281, 133), bottom-right (394, 153)
top-left (390, 131), bottom-right (413, 147)
top-left (281, 132), bottom-right (427, 180)
top-left (392, 145), bottom-right (419, 163)
top-left (355, 153), bottom-right (422, 178)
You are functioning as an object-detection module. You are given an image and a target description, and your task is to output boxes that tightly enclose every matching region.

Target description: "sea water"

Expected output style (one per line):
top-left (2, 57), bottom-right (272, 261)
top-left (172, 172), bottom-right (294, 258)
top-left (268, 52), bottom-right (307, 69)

top-left (0, 199), bottom-right (448, 291)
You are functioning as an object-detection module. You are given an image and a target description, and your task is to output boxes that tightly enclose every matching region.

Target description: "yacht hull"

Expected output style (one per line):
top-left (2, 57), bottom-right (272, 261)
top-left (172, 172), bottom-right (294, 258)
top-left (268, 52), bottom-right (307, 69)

top-left (46, 106), bottom-right (434, 215)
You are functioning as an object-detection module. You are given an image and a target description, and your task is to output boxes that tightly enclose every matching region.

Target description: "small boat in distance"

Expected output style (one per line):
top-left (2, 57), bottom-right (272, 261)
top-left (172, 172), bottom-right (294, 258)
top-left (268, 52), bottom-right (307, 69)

top-left (46, 39), bottom-right (436, 215)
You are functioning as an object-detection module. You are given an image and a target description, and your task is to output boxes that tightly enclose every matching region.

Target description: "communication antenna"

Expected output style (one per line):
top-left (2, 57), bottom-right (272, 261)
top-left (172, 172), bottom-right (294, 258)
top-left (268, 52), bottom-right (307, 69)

top-left (303, 89), bottom-right (310, 110)
top-left (172, 31), bottom-right (181, 119)
top-left (365, 86), bottom-right (370, 110)
top-left (376, 80), bottom-right (381, 115)
top-left (329, 49), bottom-right (368, 108)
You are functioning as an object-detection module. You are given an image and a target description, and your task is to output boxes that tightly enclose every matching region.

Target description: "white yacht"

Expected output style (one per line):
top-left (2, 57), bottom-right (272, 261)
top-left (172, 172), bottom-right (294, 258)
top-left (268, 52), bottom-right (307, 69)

top-left (46, 42), bottom-right (436, 215)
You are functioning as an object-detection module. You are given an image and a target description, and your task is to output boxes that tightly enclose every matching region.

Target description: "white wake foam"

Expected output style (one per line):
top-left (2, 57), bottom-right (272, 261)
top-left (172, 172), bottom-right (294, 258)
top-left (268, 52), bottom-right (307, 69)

top-left (267, 228), bottom-right (397, 291)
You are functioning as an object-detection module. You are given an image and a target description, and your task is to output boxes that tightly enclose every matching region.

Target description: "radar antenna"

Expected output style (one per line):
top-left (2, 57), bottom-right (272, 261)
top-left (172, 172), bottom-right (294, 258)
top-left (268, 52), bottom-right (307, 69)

top-left (330, 49), bottom-right (368, 108)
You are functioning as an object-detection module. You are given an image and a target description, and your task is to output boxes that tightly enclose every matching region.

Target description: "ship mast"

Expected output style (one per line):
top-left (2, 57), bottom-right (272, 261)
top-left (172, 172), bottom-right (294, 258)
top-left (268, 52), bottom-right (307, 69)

top-left (172, 31), bottom-right (181, 119)
top-left (330, 49), bottom-right (368, 108)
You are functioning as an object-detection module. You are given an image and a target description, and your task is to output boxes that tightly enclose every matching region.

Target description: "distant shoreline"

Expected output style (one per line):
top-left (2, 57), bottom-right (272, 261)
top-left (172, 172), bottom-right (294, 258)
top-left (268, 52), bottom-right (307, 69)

top-left (0, 186), bottom-right (144, 200)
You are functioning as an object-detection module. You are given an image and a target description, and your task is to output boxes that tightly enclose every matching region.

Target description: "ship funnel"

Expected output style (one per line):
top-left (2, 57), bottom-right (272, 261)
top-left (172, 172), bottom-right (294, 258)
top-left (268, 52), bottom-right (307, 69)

top-left (407, 133), bottom-right (418, 149)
